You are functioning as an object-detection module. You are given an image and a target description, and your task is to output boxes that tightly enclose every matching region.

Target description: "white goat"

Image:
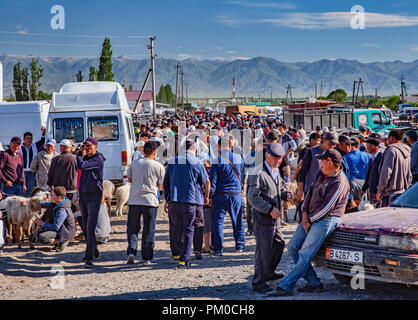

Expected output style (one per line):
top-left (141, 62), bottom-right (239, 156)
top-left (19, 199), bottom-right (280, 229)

top-left (103, 180), bottom-right (115, 214)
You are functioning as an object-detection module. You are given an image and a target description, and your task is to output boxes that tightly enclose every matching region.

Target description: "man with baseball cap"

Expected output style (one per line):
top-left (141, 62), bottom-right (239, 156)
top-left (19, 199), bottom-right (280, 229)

top-left (30, 139), bottom-right (59, 190)
top-left (77, 137), bottom-right (105, 268)
top-left (296, 132), bottom-right (338, 203)
top-left (0, 136), bottom-right (26, 197)
top-left (248, 143), bottom-right (292, 294)
top-left (268, 149), bottom-right (349, 296)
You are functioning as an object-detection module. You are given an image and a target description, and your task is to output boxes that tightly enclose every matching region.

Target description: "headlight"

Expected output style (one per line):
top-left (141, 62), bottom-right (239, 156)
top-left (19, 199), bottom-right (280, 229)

top-left (379, 235), bottom-right (418, 251)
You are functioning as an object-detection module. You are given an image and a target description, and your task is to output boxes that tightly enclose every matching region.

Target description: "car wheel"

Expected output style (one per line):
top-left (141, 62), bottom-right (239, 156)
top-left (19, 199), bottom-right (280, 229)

top-left (333, 273), bottom-right (352, 285)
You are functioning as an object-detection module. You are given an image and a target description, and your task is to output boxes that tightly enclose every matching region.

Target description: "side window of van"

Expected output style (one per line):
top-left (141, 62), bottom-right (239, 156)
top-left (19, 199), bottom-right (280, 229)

top-left (372, 113), bottom-right (382, 125)
top-left (87, 116), bottom-right (119, 141)
top-left (53, 118), bottom-right (84, 143)
top-left (125, 117), bottom-right (133, 141)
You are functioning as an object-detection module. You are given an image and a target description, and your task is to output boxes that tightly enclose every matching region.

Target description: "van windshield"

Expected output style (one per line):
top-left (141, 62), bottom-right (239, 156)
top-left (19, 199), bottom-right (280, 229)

top-left (88, 116), bottom-right (119, 141)
top-left (53, 118), bottom-right (84, 143)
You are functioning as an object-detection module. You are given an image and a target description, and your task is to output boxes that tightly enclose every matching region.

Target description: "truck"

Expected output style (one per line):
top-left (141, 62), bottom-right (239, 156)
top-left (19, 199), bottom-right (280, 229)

top-left (225, 105), bottom-right (266, 116)
top-left (283, 106), bottom-right (397, 133)
top-left (46, 81), bottom-right (136, 185)
top-left (0, 101), bottom-right (50, 148)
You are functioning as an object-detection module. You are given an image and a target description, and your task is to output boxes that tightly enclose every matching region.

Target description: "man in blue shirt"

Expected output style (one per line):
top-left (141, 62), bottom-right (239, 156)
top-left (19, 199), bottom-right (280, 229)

top-left (344, 137), bottom-right (371, 201)
top-left (210, 135), bottom-right (245, 256)
top-left (163, 140), bottom-right (210, 268)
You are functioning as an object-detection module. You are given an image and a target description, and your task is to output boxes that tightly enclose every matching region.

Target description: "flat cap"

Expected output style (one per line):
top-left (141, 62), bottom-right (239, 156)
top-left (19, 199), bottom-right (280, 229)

top-left (84, 137), bottom-right (98, 146)
top-left (364, 137), bottom-right (380, 146)
top-left (266, 142), bottom-right (285, 158)
top-left (266, 130), bottom-right (279, 141)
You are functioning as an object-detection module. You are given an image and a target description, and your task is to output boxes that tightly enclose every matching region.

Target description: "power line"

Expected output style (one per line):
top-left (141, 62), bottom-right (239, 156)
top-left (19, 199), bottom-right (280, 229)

top-left (0, 40), bottom-right (145, 47)
top-left (0, 30), bottom-right (148, 38)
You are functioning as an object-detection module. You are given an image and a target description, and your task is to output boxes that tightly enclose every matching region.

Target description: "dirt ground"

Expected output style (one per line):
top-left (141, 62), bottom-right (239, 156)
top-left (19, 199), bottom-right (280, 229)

top-left (0, 203), bottom-right (417, 300)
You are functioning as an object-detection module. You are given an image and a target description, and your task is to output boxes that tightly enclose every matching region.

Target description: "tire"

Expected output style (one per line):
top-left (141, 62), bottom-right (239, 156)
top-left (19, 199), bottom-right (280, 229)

top-left (333, 273), bottom-right (352, 285)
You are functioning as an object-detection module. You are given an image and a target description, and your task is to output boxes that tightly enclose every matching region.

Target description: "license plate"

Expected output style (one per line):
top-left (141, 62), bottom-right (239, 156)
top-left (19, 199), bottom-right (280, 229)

top-left (325, 248), bottom-right (363, 264)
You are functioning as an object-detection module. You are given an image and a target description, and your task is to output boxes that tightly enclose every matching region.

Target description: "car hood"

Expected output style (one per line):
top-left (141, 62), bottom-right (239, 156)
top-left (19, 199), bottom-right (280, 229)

top-left (340, 207), bottom-right (418, 236)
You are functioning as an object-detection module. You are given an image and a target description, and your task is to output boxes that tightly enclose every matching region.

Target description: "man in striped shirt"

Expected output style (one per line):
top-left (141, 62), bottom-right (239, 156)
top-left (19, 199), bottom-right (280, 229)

top-left (268, 149), bottom-right (349, 296)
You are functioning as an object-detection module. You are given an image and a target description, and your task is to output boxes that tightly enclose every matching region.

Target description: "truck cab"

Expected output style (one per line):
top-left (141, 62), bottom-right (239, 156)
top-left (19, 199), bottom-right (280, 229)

top-left (353, 109), bottom-right (396, 133)
top-left (47, 81), bottom-right (136, 185)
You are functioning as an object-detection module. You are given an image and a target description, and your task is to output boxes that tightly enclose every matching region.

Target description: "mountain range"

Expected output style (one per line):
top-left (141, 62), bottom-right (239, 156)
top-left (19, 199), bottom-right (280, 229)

top-left (1, 54), bottom-right (417, 98)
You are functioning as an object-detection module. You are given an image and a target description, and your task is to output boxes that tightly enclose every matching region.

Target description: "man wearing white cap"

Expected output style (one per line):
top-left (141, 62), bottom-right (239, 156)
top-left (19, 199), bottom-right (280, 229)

top-left (30, 139), bottom-right (59, 190)
top-left (47, 139), bottom-right (78, 201)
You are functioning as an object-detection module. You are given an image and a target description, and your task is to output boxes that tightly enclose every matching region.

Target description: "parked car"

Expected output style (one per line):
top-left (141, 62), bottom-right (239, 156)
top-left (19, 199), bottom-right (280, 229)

top-left (313, 183), bottom-right (418, 286)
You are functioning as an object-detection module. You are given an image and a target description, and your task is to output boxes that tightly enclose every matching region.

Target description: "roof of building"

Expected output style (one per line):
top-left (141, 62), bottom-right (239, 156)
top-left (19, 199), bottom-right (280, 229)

top-left (125, 90), bottom-right (153, 101)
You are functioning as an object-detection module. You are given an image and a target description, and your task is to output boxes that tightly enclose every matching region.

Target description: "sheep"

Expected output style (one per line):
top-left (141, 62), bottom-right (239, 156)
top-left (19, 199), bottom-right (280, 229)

top-left (115, 182), bottom-right (131, 217)
top-left (358, 200), bottom-right (375, 212)
top-left (5, 189), bottom-right (50, 249)
top-left (282, 182), bottom-right (298, 223)
top-left (103, 180), bottom-right (115, 214)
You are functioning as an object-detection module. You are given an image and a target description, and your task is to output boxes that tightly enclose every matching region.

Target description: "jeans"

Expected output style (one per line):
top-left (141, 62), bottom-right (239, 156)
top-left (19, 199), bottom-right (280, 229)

top-left (126, 205), bottom-right (158, 261)
top-left (279, 215), bottom-right (341, 292)
top-left (23, 171), bottom-right (36, 197)
top-left (1, 184), bottom-right (22, 198)
top-left (211, 193), bottom-right (245, 252)
top-left (29, 230), bottom-right (57, 244)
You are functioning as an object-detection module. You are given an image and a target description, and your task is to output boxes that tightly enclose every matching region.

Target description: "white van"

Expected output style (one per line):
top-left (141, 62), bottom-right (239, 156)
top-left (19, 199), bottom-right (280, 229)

top-left (47, 81), bottom-right (136, 185)
top-left (0, 101), bottom-right (49, 147)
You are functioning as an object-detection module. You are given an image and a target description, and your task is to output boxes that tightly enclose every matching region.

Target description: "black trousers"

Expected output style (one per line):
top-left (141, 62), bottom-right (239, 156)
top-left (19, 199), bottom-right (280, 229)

top-left (193, 205), bottom-right (204, 253)
top-left (79, 192), bottom-right (102, 261)
top-left (252, 209), bottom-right (285, 289)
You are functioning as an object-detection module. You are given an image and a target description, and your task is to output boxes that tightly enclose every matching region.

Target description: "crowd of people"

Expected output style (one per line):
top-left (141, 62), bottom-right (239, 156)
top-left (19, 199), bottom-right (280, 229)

top-left (0, 110), bottom-right (417, 295)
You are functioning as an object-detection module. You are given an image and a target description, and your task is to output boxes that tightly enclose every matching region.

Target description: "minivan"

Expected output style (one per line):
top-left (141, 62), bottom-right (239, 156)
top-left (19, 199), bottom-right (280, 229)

top-left (47, 81), bottom-right (136, 185)
top-left (353, 109), bottom-right (397, 133)
top-left (0, 101), bottom-right (50, 147)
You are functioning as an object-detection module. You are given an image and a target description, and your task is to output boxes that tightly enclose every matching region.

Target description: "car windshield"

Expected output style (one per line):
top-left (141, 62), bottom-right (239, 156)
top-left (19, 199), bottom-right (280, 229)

top-left (392, 183), bottom-right (418, 208)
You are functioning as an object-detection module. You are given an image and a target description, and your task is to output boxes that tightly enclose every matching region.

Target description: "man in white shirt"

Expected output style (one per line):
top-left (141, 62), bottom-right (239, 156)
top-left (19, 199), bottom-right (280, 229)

top-left (126, 141), bottom-right (165, 265)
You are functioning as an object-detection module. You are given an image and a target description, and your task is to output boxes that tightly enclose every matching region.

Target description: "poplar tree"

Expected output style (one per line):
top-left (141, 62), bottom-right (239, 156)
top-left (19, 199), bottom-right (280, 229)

top-left (97, 37), bottom-right (114, 81)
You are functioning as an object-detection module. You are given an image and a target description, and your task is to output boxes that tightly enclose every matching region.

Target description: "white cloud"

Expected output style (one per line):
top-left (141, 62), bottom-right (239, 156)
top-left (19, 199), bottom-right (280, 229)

top-left (232, 56), bottom-right (250, 60)
top-left (363, 43), bottom-right (382, 48)
top-left (255, 12), bottom-right (418, 30)
top-left (225, 50), bottom-right (237, 54)
top-left (225, 1), bottom-right (296, 10)
top-left (217, 15), bottom-right (240, 27)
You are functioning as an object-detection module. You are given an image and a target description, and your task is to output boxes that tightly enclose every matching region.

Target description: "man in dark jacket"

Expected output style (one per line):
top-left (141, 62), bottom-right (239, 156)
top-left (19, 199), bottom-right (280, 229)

top-left (248, 143), bottom-right (292, 294)
top-left (30, 186), bottom-right (76, 251)
top-left (77, 137), bottom-right (105, 268)
top-left (268, 149), bottom-right (349, 296)
top-left (0, 137), bottom-right (26, 197)
top-left (360, 136), bottom-right (383, 205)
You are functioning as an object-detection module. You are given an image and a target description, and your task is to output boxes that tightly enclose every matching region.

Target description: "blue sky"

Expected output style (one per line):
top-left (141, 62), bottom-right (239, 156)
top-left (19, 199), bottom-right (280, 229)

top-left (1, 0), bottom-right (418, 62)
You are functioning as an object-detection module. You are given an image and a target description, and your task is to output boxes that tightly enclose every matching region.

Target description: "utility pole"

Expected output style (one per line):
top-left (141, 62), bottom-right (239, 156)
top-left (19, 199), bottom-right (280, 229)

top-left (285, 84), bottom-right (293, 104)
top-left (175, 62), bottom-right (181, 112)
top-left (180, 70), bottom-right (184, 108)
top-left (148, 36), bottom-right (157, 121)
top-left (352, 80), bottom-right (357, 105)
top-left (400, 75), bottom-right (406, 104)
top-left (315, 82), bottom-right (317, 99)
top-left (320, 76), bottom-right (328, 98)
top-left (185, 82), bottom-right (189, 103)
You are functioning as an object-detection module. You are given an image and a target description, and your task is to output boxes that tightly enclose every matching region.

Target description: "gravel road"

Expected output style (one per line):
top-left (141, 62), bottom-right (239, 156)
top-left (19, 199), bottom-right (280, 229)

top-left (0, 203), bottom-right (417, 300)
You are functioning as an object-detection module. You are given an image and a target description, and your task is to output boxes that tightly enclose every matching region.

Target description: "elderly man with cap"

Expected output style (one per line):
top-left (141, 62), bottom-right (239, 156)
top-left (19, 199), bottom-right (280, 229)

top-left (0, 136), bottom-right (26, 197)
top-left (248, 143), bottom-right (292, 294)
top-left (359, 135), bottom-right (384, 204)
top-left (30, 139), bottom-right (59, 190)
top-left (77, 137), bottom-right (105, 268)
top-left (133, 140), bottom-right (145, 161)
top-left (163, 140), bottom-right (210, 268)
top-left (268, 149), bottom-right (349, 296)
top-left (48, 139), bottom-right (78, 206)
